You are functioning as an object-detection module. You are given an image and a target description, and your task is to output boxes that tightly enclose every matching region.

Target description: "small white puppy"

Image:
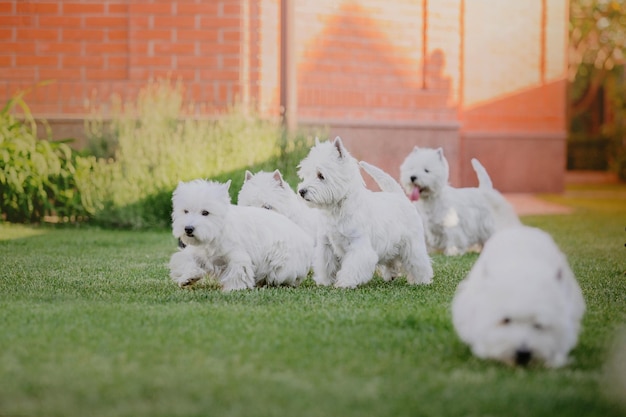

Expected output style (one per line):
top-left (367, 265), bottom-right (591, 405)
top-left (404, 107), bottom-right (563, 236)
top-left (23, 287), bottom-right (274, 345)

top-left (297, 137), bottom-right (433, 288)
top-left (452, 226), bottom-right (586, 367)
top-left (238, 165), bottom-right (407, 248)
top-left (237, 169), bottom-right (322, 244)
top-left (400, 147), bottom-right (520, 255)
top-left (169, 179), bottom-right (314, 291)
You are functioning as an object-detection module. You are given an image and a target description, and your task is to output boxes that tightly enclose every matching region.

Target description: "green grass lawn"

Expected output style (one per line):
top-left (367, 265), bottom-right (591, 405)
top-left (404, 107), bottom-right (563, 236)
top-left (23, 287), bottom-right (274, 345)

top-left (1, 184), bottom-right (625, 417)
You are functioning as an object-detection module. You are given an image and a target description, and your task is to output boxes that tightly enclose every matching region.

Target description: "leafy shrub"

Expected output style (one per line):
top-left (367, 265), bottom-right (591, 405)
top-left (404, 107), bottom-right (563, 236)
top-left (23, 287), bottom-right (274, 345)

top-left (83, 79), bottom-right (318, 229)
top-left (0, 92), bottom-right (90, 223)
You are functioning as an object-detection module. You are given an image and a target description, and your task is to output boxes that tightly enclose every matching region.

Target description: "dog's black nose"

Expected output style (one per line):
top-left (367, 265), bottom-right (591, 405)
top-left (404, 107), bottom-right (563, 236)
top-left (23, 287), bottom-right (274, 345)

top-left (184, 226), bottom-right (194, 236)
top-left (515, 348), bottom-right (532, 366)
top-left (410, 175), bottom-right (417, 183)
top-left (299, 188), bottom-right (307, 198)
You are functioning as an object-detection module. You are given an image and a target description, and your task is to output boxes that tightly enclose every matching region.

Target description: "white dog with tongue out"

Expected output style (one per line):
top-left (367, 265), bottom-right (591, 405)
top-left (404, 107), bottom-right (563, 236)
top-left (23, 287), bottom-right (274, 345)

top-left (399, 147), bottom-right (520, 256)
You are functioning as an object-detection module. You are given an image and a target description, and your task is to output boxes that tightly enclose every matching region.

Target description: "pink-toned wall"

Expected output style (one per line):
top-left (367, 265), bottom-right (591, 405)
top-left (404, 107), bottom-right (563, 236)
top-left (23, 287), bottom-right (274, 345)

top-left (0, 0), bottom-right (569, 192)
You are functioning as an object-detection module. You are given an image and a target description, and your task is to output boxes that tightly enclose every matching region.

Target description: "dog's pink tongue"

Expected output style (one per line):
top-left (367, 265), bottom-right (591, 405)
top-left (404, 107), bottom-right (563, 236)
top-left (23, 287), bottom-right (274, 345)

top-left (410, 187), bottom-right (420, 201)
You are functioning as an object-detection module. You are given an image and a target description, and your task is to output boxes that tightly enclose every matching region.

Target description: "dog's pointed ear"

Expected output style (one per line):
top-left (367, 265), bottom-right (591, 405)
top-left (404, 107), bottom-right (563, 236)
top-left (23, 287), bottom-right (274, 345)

top-left (436, 147), bottom-right (445, 160)
top-left (272, 169), bottom-right (285, 187)
top-left (244, 170), bottom-right (253, 182)
top-left (333, 136), bottom-right (346, 159)
top-left (223, 179), bottom-right (232, 192)
top-left (314, 136), bottom-right (321, 146)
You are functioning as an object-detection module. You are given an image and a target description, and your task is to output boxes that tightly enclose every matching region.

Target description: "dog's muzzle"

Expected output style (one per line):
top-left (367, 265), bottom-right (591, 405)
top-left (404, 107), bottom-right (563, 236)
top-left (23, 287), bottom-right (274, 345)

top-left (184, 226), bottom-right (195, 236)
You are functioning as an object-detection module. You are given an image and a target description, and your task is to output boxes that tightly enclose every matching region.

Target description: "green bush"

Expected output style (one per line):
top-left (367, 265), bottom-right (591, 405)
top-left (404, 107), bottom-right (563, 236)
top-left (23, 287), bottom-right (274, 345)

top-left (82, 79), bottom-right (318, 229)
top-left (0, 92), bottom-right (90, 223)
top-left (0, 80), bottom-right (319, 228)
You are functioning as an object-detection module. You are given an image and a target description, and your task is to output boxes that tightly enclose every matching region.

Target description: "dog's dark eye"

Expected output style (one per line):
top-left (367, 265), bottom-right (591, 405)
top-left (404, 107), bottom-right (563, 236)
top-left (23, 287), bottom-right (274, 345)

top-left (500, 317), bottom-right (511, 325)
top-left (533, 323), bottom-right (544, 330)
top-left (262, 204), bottom-right (273, 210)
top-left (424, 168), bottom-right (430, 173)
top-left (183, 209), bottom-right (189, 214)
top-left (201, 210), bottom-right (209, 216)
top-left (317, 171), bottom-right (325, 180)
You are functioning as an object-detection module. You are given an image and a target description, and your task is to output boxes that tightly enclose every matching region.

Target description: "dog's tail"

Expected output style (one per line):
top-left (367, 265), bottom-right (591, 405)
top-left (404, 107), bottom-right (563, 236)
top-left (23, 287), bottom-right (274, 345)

top-left (471, 158), bottom-right (493, 189)
top-left (359, 161), bottom-right (405, 194)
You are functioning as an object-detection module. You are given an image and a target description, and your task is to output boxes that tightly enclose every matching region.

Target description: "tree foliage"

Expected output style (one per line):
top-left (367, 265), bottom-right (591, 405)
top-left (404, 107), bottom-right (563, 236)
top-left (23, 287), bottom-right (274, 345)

top-left (569, 0), bottom-right (626, 177)
top-left (569, 0), bottom-right (626, 117)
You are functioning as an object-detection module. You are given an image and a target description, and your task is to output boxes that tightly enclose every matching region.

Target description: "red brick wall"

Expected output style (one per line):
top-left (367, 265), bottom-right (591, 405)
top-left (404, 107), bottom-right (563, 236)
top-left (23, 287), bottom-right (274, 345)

top-left (295, 0), bottom-right (458, 124)
top-left (0, 0), bottom-right (569, 192)
top-left (1, 0), bottom-right (242, 115)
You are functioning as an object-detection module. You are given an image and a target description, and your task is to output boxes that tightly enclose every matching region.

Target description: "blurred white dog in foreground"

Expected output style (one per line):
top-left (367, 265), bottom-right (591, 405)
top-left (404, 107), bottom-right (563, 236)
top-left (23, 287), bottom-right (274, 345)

top-left (400, 147), bottom-right (520, 255)
top-left (297, 137), bottom-right (433, 288)
top-left (169, 179), bottom-right (313, 291)
top-left (452, 226), bottom-right (585, 367)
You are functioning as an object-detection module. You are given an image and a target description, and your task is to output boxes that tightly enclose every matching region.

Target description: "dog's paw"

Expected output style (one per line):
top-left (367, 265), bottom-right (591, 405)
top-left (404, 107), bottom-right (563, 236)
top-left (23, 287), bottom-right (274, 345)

top-left (313, 273), bottom-right (334, 286)
top-left (220, 267), bottom-right (256, 291)
top-left (377, 265), bottom-right (397, 282)
top-left (334, 278), bottom-right (359, 289)
top-left (221, 281), bottom-right (254, 292)
top-left (444, 246), bottom-right (462, 256)
top-left (545, 353), bottom-right (569, 368)
top-left (406, 276), bottom-right (429, 285)
top-left (170, 266), bottom-right (205, 288)
top-left (177, 276), bottom-right (201, 288)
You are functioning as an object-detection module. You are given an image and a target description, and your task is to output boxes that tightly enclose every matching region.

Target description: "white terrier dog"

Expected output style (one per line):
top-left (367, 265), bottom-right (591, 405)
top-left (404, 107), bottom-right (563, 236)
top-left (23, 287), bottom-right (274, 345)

top-left (452, 226), bottom-right (585, 367)
top-left (169, 179), bottom-right (313, 291)
top-left (399, 147), bottom-right (520, 255)
top-left (297, 137), bottom-right (433, 288)
top-left (237, 169), bottom-right (322, 244)
top-left (238, 165), bottom-right (407, 247)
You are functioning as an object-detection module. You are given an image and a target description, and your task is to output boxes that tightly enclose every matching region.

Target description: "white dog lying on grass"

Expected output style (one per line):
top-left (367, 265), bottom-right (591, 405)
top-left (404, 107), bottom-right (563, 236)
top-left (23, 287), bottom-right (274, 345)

top-left (237, 169), bottom-right (323, 245)
top-left (452, 226), bottom-right (585, 367)
top-left (169, 179), bottom-right (313, 291)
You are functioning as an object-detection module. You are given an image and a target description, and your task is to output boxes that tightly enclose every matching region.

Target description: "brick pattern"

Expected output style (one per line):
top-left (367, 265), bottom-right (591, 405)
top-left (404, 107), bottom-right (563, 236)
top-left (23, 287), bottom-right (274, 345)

top-left (0, 0), bottom-right (242, 115)
top-left (0, 0), bottom-right (567, 127)
top-left (0, 0), bottom-right (569, 192)
top-left (296, 0), bottom-right (458, 123)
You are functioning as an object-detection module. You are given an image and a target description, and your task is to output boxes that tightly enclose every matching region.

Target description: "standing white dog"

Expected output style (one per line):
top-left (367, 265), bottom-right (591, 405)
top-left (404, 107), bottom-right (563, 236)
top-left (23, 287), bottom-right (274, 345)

top-left (400, 147), bottom-right (520, 255)
top-left (169, 179), bottom-right (313, 291)
top-left (452, 226), bottom-right (586, 367)
top-left (238, 165), bottom-right (408, 246)
top-left (297, 137), bottom-right (433, 288)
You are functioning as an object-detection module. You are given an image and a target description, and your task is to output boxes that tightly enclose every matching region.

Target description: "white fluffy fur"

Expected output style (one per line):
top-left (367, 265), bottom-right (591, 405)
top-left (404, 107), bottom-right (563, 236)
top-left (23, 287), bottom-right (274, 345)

top-left (297, 137), bottom-right (433, 288)
top-left (452, 226), bottom-right (586, 367)
top-left (237, 169), bottom-right (322, 244)
top-left (169, 179), bottom-right (313, 291)
top-left (399, 147), bottom-right (520, 255)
